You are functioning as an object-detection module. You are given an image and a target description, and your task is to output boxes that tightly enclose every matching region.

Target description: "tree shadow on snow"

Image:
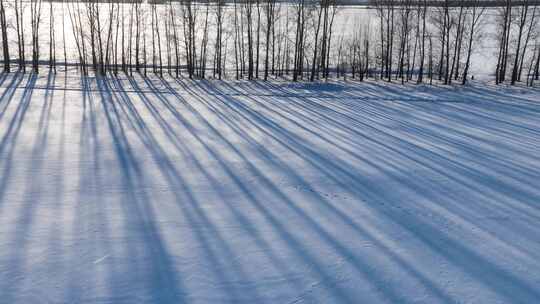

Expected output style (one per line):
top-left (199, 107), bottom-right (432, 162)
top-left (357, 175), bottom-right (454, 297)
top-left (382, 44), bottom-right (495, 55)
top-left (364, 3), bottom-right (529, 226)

top-left (0, 73), bottom-right (539, 303)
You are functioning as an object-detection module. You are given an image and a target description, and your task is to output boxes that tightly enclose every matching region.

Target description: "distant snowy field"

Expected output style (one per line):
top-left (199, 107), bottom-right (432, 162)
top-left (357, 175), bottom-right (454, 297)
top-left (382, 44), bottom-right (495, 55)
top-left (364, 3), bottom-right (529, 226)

top-left (1, 71), bottom-right (540, 304)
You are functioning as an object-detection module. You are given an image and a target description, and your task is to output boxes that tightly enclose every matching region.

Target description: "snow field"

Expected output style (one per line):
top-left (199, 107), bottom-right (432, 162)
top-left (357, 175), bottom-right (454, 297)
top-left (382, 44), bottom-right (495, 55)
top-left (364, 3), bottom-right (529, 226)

top-left (0, 72), bottom-right (540, 303)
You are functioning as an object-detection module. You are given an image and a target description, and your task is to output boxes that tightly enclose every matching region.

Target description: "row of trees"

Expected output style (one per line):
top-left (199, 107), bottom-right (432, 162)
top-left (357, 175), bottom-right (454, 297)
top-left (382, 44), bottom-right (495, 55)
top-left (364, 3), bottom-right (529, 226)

top-left (372, 0), bottom-right (488, 85)
top-left (0, 0), bottom-right (539, 85)
top-left (370, 0), bottom-right (540, 85)
top-left (495, 1), bottom-right (540, 85)
top-left (0, 0), bottom-right (339, 81)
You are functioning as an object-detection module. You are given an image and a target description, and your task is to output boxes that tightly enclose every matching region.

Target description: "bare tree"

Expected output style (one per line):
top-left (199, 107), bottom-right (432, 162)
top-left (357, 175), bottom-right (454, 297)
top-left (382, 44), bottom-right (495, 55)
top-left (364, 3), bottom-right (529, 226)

top-left (49, 0), bottom-right (56, 72)
top-left (518, 4), bottom-right (538, 82)
top-left (417, 0), bottom-right (428, 83)
top-left (496, 0), bottom-right (512, 84)
top-left (15, 0), bottom-right (26, 72)
top-left (310, 0), bottom-right (325, 81)
top-left (462, 2), bottom-right (485, 84)
top-left (511, 1), bottom-right (532, 84)
top-left (199, 0), bottom-right (210, 78)
top-left (30, 0), bottom-right (43, 73)
top-left (292, 0), bottom-right (306, 81)
top-left (0, 0), bottom-right (9, 72)
top-left (215, 0), bottom-right (225, 79)
top-left (264, 0), bottom-right (276, 80)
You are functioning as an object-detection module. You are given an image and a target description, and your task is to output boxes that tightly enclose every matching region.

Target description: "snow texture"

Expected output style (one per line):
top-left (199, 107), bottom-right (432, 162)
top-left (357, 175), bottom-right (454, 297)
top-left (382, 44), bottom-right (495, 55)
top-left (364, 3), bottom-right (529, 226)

top-left (1, 71), bottom-right (540, 304)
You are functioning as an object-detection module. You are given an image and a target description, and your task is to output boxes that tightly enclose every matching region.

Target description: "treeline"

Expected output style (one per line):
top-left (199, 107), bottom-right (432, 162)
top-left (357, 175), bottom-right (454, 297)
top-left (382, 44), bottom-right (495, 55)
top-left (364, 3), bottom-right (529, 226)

top-left (371, 0), bottom-right (539, 85)
top-left (0, 0), bottom-right (539, 85)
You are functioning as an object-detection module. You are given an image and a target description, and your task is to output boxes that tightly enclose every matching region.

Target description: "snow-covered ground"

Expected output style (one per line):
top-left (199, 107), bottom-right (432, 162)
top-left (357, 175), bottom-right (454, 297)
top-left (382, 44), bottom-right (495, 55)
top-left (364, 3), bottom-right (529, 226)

top-left (1, 71), bottom-right (539, 303)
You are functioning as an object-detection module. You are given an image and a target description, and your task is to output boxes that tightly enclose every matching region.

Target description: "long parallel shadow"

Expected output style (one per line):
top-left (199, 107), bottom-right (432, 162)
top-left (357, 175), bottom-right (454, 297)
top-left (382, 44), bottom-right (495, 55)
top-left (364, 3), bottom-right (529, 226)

top-left (87, 76), bottom-right (188, 303)
top-left (297, 93), bottom-right (540, 207)
top-left (206, 79), bottom-right (536, 215)
top-left (60, 75), bottom-right (540, 303)
top-left (109, 74), bottom-right (321, 302)
top-left (155, 77), bottom-right (383, 302)
top-left (65, 74), bottom-right (115, 302)
top-left (123, 76), bottom-right (309, 302)
top-left (120, 76), bottom-right (259, 302)
top-left (174, 79), bottom-right (459, 303)
top-left (154, 78), bottom-right (397, 302)
top-left (0, 71), bottom-right (9, 87)
top-left (190, 78), bottom-right (540, 303)
top-left (2, 73), bottom-right (539, 303)
top-left (284, 89), bottom-right (540, 218)
top-left (44, 72), bottom-right (68, 303)
top-left (243, 86), bottom-right (540, 259)
top-left (333, 94), bottom-right (540, 217)
top-left (0, 73), bottom-right (28, 210)
top-left (0, 72), bottom-right (48, 303)
top-left (250, 81), bottom-right (540, 230)
top-left (0, 73), bottom-right (38, 205)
